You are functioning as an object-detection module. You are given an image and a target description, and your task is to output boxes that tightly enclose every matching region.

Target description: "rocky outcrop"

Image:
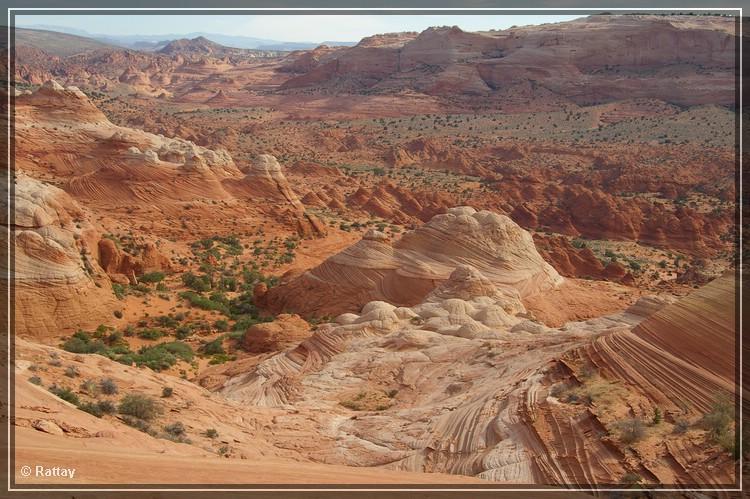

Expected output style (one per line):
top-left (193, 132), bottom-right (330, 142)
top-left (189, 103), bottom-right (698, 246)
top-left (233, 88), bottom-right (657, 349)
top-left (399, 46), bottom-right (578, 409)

top-left (224, 154), bottom-right (327, 238)
top-left (280, 15), bottom-right (736, 107)
top-left (15, 82), bottom-right (321, 238)
top-left (533, 234), bottom-right (634, 284)
top-left (242, 314), bottom-right (312, 353)
top-left (13, 174), bottom-right (118, 339)
top-left (218, 267), bottom-right (735, 486)
top-left (97, 239), bottom-right (171, 284)
top-left (346, 180), bottom-right (455, 224)
top-left (258, 207), bottom-right (563, 317)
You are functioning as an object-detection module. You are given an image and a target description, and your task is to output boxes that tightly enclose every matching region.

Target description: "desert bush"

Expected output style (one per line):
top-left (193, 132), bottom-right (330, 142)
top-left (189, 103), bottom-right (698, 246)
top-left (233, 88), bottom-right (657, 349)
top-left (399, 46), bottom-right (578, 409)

top-left (162, 387), bottom-right (174, 398)
top-left (118, 393), bottom-right (161, 421)
top-left (204, 428), bottom-right (219, 439)
top-left (79, 400), bottom-right (117, 418)
top-left (80, 379), bottom-right (98, 395)
top-left (99, 378), bottom-right (118, 395)
top-left (62, 331), bottom-right (107, 355)
top-left (156, 315), bottom-right (179, 328)
top-left (139, 272), bottom-right (166, 283)
top-left (175, 325), bottom-right (193, 340)
top-left (164, 421), bottom-right (186, 436)
top-left (702, 393), bottom-right (733, 438)
top-left (29, 376), bottom-right (42, 385)
top-left (208, 353), bottom-right (235, 365)
top-left (121, 415), bottom-right (155, 435)
top-left (182, 272), bottom-right (212, 292)
top-left (96, 399), bottom-right (117, 414)
top-left (64, 366), bottom-right (80, 378)
top-left (112, 283), bottom-right (126, 299)
top-left (138, 328), bottom-right (163, 341)
top-left (202, 338), bottom-right (225, 356)
top-left (617, 418), bottom-right (646, 444)
top-left (48, 385), bottom-right (80, 405)
top-left (179, 291), bottom-right (230, 315)
top-left (673, 417), bottom-right (690, 434)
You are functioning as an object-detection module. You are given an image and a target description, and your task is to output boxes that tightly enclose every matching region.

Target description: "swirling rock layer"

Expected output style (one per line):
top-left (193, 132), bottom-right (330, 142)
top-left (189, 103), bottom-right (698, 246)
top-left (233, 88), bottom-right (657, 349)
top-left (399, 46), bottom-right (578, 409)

top-left (258, 207), bottom-right (563, 317)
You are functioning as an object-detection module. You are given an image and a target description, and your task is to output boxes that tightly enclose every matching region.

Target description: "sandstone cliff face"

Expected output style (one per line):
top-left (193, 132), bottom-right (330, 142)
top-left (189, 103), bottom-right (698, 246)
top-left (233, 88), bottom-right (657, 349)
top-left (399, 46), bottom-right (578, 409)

top-left (15, 81), bottom-right (322, 238)
top-left (13, 174), bottom-right (118, 339)
top-left (529, 274), bottom-right (737, 486)
top-left (259, 207), bottom-right (563, 317)
top-left (281, 15), bottom-right (736, 107)
top-left (533, 234), bottom-right (633, 284)
top-left (97, 238), bottom-right (171, 284)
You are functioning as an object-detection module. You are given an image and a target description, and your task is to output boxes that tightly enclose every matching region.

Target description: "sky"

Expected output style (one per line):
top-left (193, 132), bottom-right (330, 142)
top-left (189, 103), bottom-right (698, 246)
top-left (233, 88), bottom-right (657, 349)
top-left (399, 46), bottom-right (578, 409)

top-left (15, 14), bottom-right (582, 43)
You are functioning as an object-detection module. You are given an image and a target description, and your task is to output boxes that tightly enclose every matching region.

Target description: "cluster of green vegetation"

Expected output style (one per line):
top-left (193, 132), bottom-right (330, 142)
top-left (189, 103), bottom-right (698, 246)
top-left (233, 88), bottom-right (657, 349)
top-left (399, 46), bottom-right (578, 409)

top-left (112, 281), bottom-right (156, 300)
top-left (701, 393), bottom-right (737, 457)
top-left (45, 374), bottom-right (121, 418)
top-left (61, 328), bottom-right (194, 372)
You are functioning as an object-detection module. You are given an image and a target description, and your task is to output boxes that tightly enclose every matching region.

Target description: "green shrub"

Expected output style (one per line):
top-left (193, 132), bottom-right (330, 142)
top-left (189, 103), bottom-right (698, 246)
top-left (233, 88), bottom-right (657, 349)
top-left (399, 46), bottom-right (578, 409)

top-left (617, 418), bottom-right (645, 444)
top-left (118, 341), bottom-right (193, 371)
top-left (79, 401), bottom-right (104, 417)
top-left (232, 316), bottom-right (264, 332)
top-left (204, 428), bottom-right (219, 439)
top-left (673, 418), bottom-right (690, 434)
top-left (118, 393), bottom-right (161, 421)
top-left (202, 338), bottom-right (225, 356)
top-left (214, 320), bottom-right (229, 332)
top-left (29, 375), bottom-right (42, 385)
top-left (62, 331), bottom-right (107, 355)
top-left (80, 379), bottom-right (98, 395)
top-left (112, 283), bottom-right (126, 299)
top-left (164, 421), bottom-right (185, 436)
top-left (49, 385), bottom-right (80, 405)
top-left (228, 291), bottom-right (261, 317)
top-left (64, 366), bottom-right (80, 378)
top-left (175, 325), bottom-right (193, 340)
top-left (79, 400), bottom-right (117, 418)
top-left (156, 315), bottom-right (179, 328)
top-left (178, 291), bottom-right (230, 315)
top-left (138, 328), bottom-right (163, 341)
top-left (99, 378), bottom-right (118, 395)
top-left (182, 272), bottom-right (212, 292)
top-left (702, 393), bottom-right (734, 441)
top-left (208, 353), bottom-right (235, 365)
top-left (160, 341), bottom-right (194, 362)
top-left (162, 387), bottom-right (174, 398)
top-left (96, 399), bottom-right (117, 415)
top-left (121, 415), bottom-right (154, 435)
top-left (139, 272), bottom-right (166, 283)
